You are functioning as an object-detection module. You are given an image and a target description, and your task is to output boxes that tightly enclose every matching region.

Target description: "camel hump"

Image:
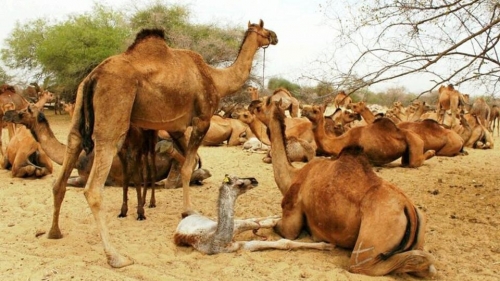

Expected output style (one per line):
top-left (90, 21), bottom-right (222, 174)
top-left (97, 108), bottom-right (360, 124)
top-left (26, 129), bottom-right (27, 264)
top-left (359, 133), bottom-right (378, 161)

top-left (447, 84), bottom-right (455, 90)
top-left (273, 87), bottom-right (292, 97)
top-left (338, 145), bottom-right (365, 157)
top-left (127, 28), bottom-right (166, 51)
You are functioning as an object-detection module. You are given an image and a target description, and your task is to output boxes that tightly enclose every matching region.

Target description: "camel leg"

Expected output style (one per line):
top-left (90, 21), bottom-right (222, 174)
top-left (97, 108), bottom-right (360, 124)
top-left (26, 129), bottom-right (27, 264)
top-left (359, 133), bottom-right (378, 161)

top-left (273, 199), bottom-right (305, 240)
top-left (117, 152), bottom-right (129, 218)
top-left (48, 130), bottom-right (83, 239)
top-left (233, 215), bottom-right (281, 235)
top-left (84, 142), bottom-right (133, 268)
top-left (236, 239), bottom-right (333, 252)
top-left (180, 117), bottom-right (210, 214)
top-left (402, 130), bottom-right (435, 167)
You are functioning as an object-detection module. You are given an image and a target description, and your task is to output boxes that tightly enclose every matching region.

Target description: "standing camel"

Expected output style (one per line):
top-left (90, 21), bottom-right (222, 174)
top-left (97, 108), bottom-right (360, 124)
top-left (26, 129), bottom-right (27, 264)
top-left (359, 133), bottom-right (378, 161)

top-left (333, 90), bottom-right (352, 108)
top-left (470, 97), bottom-right (491, 129)
top-left (489, 105), bottom-right (500, 136)
top-left (251, 99), bottom-right (436, 277)
top-left (436, 84), bottom-right (466, 128)
top-left (48, 21), bottom-right (277, 267)
top-left (174, 175), bottom-right (333, 254)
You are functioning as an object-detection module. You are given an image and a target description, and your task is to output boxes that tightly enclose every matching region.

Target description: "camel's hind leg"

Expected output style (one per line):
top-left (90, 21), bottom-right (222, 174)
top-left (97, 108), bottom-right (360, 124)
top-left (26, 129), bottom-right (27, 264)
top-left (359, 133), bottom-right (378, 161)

top-left (402, 130), bottom-right (435, 167)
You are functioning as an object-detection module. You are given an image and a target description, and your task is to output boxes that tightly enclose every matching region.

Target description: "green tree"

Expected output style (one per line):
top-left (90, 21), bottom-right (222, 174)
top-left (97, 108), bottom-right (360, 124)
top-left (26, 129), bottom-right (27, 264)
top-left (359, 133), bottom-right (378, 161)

top-left (267, 77), bottom-right (301, 95)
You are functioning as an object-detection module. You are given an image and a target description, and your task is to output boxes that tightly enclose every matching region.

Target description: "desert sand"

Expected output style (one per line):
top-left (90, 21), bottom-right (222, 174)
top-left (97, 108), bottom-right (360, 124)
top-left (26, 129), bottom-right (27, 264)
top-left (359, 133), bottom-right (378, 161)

top-left (0, 111), bottom-right (499, 281)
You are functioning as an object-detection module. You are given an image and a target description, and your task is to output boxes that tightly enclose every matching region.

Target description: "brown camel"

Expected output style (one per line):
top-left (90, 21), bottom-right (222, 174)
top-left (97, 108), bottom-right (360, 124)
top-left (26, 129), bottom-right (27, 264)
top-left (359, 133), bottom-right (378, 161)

top-left (299, 103), bottom-right (435, 167)
top-left (470, 97), bottom-right (491, 129)
top-left (48, 21), bottom-right (277, 267)
top-left (348, 101), bottom-right (464, 156)
top-left (270, 88), bottom-right (300, 117)
top-left (454, 113), bottom-right (494, 149)
top-left (489, 105), bottom-right (500, 136)
top-left (63, 102), bottom-right (75, 117)
top-left (231, 106), bottom-right (316, 162)
top-left (333, 90), bottom-right (352, 108)
top-left (436, 84), bottom-right (467, 128)
top-left (185, 115), bottom-right (253, 146)
top-left (2, 125), bottom-right (53, 178)
top-left (252, 99), bottom-right (436, 277)
top-left (3, 104), bottom-right (211, 187)
top-left (174, 175), bottom-right (333, 254)
top-left (247, 86), bottom-right (260, 101)
top-left (0, 84), bottom-right (30, 155)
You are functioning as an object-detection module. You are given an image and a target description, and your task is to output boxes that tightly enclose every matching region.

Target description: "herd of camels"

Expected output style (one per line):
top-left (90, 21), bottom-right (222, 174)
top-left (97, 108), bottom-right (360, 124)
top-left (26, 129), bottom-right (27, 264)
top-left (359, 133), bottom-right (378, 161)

top-left (1, 19), bottom-right (498, 278)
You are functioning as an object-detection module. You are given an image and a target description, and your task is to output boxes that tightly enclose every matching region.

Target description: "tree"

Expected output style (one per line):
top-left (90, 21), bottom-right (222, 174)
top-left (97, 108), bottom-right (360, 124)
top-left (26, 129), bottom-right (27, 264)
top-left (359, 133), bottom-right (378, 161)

top-left (0, 67), bottom-right (12, 85)
top-left (319, 0), bottom-right (500, 97)
top-left (267, 77), bottom-right (301, 94)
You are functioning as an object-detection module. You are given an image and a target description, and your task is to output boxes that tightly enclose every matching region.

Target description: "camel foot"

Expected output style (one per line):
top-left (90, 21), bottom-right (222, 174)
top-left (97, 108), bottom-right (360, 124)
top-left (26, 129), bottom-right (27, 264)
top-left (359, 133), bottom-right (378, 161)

top-left (118, 213), bottom-right (127, 218)
top-left (67, 176), bottom-right (86, 187)
top-left (107, 254), bottom-right (134, 268)
top-left (148, 204), bottom-right (156, 208)
top-left (137, 215), bottom-right (146, 221)
top-left (47, 227), bottom-right (63, 239)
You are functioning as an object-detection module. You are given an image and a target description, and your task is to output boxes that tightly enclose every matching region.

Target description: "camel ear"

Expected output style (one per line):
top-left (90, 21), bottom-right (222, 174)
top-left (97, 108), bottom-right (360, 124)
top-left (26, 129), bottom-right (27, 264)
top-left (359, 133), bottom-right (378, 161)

top-left (259, 19), bottom-right (264, 27)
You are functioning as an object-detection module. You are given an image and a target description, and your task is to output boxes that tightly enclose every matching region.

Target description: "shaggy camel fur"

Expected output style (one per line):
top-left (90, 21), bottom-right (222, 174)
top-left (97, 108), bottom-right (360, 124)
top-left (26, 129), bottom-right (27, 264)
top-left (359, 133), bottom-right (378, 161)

top-left (0, 84), bottom-right (30, 156)
top-left (270, 88), bottom-right (300, 117)
top-left (232, 106), bottom-right (316, 162)
top-left (333, 90), bottom-right (352, 108)
top-left (185, 115), bottom-right (253, 146)
top-left (3, 104), bottom-right (211, 187)
top-left (300, 104), bottom-right (435, 167)
top-left (49, 21), bottom-right (277, 267)
top-left (436, 84), bottom-right (466, 128)
top-left (1, 125), bottom-right (53, 178)
top-left (174, 175), bottom-right (333, 254)
top-left (252, 99), bottom-right (436, 277)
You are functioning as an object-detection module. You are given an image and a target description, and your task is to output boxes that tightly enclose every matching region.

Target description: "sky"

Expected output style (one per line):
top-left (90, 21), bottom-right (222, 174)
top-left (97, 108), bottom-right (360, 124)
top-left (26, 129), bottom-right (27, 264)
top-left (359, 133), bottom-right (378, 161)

top-left (1, 0), bottom-right (434, 93)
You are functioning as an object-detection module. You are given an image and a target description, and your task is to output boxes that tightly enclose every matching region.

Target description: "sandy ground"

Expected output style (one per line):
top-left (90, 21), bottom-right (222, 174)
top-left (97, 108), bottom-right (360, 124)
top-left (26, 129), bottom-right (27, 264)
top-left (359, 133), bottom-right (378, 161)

top-left (0, 111), bottom-right (499, 281)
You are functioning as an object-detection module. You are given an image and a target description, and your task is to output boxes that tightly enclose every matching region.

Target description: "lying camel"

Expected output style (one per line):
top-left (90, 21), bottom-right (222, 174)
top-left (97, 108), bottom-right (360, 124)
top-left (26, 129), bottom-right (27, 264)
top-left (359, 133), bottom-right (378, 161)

top-left (232, 106), bottom-right (316, 162)
top-left (348, 101), bottom-right (464, 156)
top-left (251, 98), bottom-right (436, 277)
top-left (2, 125), bottom-right (53, 178)
top-left (2, 104), bottom-right (211, 187)
top-left (0, 84), bottom-right (30, 156)
top-left (454, 113), bottom-right (494, 149)
top-left (333, 90), bottom-right (352, 108)
top-left (174, 175), bottom-right (333, 254)
top-left (185, 115), bottom-right (253, 146)
top-left (300, 103), bottom-right (435, 167)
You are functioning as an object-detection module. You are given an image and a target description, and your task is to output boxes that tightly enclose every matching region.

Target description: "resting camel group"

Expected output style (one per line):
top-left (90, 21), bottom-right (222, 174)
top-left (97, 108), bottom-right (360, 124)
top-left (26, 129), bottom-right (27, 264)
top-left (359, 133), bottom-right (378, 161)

top-left (5, 19), bottom-right (500, 278)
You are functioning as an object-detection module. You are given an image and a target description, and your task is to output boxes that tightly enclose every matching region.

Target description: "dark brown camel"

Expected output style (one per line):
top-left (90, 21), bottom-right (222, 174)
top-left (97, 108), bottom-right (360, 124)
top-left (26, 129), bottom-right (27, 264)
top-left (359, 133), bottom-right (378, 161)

top-left (251, 98), bottom-right (436, 277)
top-left (48, 21), bottom-right (277, 267)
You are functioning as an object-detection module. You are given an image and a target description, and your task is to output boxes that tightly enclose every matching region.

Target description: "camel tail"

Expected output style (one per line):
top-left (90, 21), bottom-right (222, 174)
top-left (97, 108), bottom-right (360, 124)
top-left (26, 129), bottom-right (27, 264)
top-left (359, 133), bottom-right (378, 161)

top-left (79, 77), bottom-right (96, 155)
top-left (379, 206), bottom-right (420, 260)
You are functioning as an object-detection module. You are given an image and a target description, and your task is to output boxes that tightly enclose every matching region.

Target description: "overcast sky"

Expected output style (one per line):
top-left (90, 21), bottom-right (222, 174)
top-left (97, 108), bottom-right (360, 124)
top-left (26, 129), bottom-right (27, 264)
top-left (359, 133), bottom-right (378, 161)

top-left (2, 0), bottom-right (434, 93)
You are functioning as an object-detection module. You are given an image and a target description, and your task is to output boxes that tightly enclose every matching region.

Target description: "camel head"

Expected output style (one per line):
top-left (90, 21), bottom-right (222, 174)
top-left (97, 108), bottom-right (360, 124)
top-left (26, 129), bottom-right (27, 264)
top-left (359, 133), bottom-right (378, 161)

top-left (38, 90), bottom-right (54, 102)
top-left (231, 107), bottom-right (254, 124)
top-left (346, 101), bottom-right (366, 113)
top-left (2, 104), bottom-right (43, 128)
top-left (246, 19), bottom-right (278, 48)
top-left (221, 174), bottom-right (258, 197)
top-left (301, 104), bottom-right (325, 124)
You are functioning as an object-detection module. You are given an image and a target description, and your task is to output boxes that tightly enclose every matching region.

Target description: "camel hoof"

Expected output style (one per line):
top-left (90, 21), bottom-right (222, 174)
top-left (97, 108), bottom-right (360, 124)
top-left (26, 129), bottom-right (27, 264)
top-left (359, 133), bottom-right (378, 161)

top-left (108, 254), bottom-right (134, 268)
top-left (47, 228), bottom-right (63, 239)
top-left (118, 213), bottom-right (127, 218)
top-left (137, 215), bottom-right (146, 221)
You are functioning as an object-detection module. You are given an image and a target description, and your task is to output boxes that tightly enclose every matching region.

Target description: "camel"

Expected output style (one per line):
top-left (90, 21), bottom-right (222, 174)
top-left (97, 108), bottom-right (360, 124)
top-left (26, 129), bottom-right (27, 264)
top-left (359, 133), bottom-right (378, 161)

top-left (299, 103), bottom-right (435, 167)
top-left (436, 84), bottom-right (467, 128)
top-left (489, 105), bottom-right (500, 136)
top-left (270, 88), bottom-right (300, 117)
top-left (63, 102), bottom-right (75, 117)
top-left (247, 86), bottom-right (260, 101)
top-left (470, 97), bottom-right (491, 129)
top-left (3, 104), bottom-right (211, 187)
top-left (48, 21), bottom-right (277, 267)
top-left (405, 100), bottom-right (430, 122)
top-left (174, 174), bottom-right (333, 254)
top-left (2, 125), bottom-right (53, 178)
top-left (454, 113), bottom-right (494, 149)
top-left (324, 108), bottom-right (361, 136)
top-left (231, 106), bottom-right (316, 162)
top-left (0, 84), bottom-right (30, 156)
top-left (251, 98), bottom-right (436, 277)
top-left (348, 101), bottom-right (464, 156)
top-left (242, 137), bottom-right (270, 153)
top-left (33, 89), bottom-right (55, 110)
top-left (185, 115), bottom-right (253, 146)
top-left (333, 90), bottom-right (352, 108)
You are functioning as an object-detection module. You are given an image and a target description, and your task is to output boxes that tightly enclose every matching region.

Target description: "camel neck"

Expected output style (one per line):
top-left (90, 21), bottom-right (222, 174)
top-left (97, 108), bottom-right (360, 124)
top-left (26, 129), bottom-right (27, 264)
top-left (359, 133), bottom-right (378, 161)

top-left (312, 116), bottom-right (344, 157)
top-left (30, 119), bottom-right (67, 165)
top-left (360, 108), bottom-right (375, 124)
top-left (210, 33), bottom-right (261, 98)
top-left (212, 186), bottom-right (237, 244)
top-left (248, 118), bottom-right (271, 146)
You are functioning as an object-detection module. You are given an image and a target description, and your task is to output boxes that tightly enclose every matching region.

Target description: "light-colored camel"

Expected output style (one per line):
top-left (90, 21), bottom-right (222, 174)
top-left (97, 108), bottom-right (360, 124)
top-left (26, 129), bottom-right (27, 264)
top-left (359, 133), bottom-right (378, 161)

top-left (3, 104), bottom-right (211, 187)
top-left (454, 113), bottom-right (494, 149)
top-left (33, 90), bottom-right (54, 111)
top-left (489, 105), bottom-right (500, 136)
top-left (436, 84), bottom-right (467, 128)
top-left (300, 103), bottom-right (435, 167)
top-left (63, 102), bottom-right (75, 117)
top-left (185, 115), bottom-right (253, 146)
top-left (247, 86), bottom-right (260, 101)
top-left (242, 136), bottom-right (270, 153)
top-left (0, 84), bottom-right (30, 156)
top-left (2, 125), bottom-right (53, 178)
top-left (333, 90), bottom-right (352, 108)
top-left (324, 107), bottom-right (361, 136)
top-left (252, 99), bottom-right (436, 277)
top-left (348, 101), bottom-right (464, 156)
top-left (174, 174), bottom-right (333, 254)
top-left (405, 100), bottom-right (430, 122)
top-left (232, 106), bottom-right (316, 162)
top-left (49, 21), bottom-right (277, 267)
top-left (470, 97), bottom-right (491, 129)
top-left (270, 87), bottom-right (300, 117)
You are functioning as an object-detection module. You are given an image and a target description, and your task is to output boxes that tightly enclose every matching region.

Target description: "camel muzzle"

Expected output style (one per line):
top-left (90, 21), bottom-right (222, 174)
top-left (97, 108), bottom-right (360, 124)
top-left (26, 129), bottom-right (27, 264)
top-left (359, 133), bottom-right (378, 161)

top-left (241, 177), bottom-right (259, 187)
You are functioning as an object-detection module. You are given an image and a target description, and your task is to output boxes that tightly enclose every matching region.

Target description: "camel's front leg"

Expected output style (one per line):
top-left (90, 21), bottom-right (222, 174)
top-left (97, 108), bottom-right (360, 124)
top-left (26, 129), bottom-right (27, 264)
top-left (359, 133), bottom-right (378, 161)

top-left (48, 130), bottom-right (83, 239)
top-left (181, 117), bottom-right (210, 215)
top-left (84, 143), bottom-right (133, 268)
top-left (233, 215), bottom-right (281, 235)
